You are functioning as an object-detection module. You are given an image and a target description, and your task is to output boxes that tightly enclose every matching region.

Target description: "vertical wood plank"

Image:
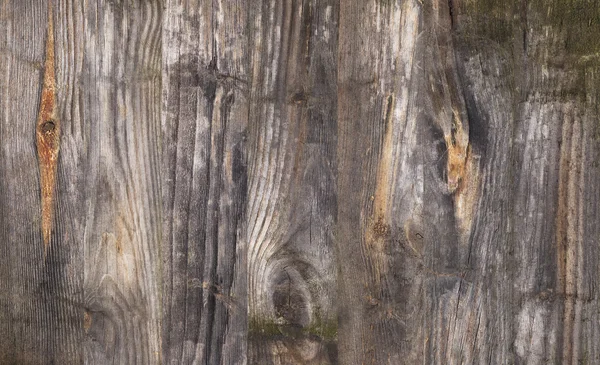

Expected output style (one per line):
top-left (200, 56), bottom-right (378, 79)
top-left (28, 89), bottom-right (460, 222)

top-left (60, 0), bottom-right (163, 363)
top-left (161, 0), bottom-right (249, 364)
top-left (0, 1), bottom-right (85, 363)
top-left (446, 1), bottom-right (600, 363)
top-left (246, 0), bottom-right (339, 363)
top-left (336, 1), bottom-right (428, 363)
top-left (416, 1), bottom-right (486, 363)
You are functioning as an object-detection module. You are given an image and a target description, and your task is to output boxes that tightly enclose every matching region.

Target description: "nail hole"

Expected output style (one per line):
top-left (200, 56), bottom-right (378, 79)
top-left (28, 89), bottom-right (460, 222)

top-left (42, 120), bottom-right (56, 133)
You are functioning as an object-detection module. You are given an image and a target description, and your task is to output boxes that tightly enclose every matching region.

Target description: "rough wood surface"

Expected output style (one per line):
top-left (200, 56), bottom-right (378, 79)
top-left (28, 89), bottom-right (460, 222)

top-left (244, 1), bottom-right (338, 364)
top-left (162, 0), bottom-right (248, 363)
top-left (1, 1), bottom-right (162, 363)
top-left (1, 0), bottom-right (599, 364)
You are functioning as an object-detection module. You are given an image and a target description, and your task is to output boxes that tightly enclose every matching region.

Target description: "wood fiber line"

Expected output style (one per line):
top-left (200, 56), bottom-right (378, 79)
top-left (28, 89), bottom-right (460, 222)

top-left (578, 69), bottom-right (600, 365)
top-left (555, 108), bottom-right (585, 364)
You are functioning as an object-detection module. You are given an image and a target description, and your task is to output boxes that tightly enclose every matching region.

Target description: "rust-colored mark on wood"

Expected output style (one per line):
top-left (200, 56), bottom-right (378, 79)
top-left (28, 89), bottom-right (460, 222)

top-left (372, 95), bottom-right (395, 215)
top-left (365, 214), bottom-right (392, 287)
top-left (372, 215), bottom-right (391, 240)
top-left (365, 95), bottom-right (397, 286)
top-left (36, 1), bottom-right (60, 257)
top-left (445, 109), bottom-right (481, 243)
top-left (445, 109), bottom-right (469, 194)
top-left (452, 145), bottom-right (481, 244)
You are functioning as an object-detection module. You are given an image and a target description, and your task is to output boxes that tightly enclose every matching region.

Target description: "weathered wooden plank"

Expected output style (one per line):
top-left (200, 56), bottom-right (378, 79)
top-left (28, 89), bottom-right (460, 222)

top-left (161, 0), bottom-right (249, 364)
top-left (1, 0), bottom-right (163, 363)
top-left (440, 1), bottom-right (600, 363)
top-left (64, 0), bottom-right (163, 363)
top-left (336, 0), bottom-right (599, 363)
top-left (246, 0), bottom-right (339, 364)
top-left (336, 1), bottom-right (429, 364)
top-left (1, 0), bottom-right (600, 364)
top-left (0, 1), bottom-right (85, 363)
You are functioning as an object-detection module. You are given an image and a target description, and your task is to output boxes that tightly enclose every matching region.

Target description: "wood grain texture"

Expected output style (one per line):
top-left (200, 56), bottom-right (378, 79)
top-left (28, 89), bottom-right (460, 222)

top-left (335, 0), bottom-right (600, 364)
top-left (161, 0), bottom-right (248, 364)
top-left (1, 0), bottom-right (162, 363)
top-left (0, 1), bottom-right (84, 363)
top-left (75, 1), bottom-right (163, 363)
top-left (1, 0), bottom-right (600, 364)
top-left (336, 1), bottom-right (427, 363)
top-left (245, 0), bottom-right (338, 364)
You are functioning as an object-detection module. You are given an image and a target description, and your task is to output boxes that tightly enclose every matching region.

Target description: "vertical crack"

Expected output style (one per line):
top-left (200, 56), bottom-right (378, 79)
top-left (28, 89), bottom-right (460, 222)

top-left (448, 0), bottom-right (455, 28)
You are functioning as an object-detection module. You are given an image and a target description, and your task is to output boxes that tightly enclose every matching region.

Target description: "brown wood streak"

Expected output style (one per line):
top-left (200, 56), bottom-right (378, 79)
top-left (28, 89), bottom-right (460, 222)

top-left (36, 1), bottom-right (59, 256)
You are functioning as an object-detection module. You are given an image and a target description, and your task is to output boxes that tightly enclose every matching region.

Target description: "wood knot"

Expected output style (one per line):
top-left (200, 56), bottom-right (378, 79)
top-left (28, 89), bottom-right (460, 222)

top-left (41, 120), bottom-right (56, 134)
top-left (289, 90), bottom-right (308, 105)
top-left (372, 216), bottom-right (391, 240)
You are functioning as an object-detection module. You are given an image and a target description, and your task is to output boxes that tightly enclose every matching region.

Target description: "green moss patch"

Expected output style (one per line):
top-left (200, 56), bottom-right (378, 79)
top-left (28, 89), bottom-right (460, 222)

top-left (249, 316), bottom-right (337, 341)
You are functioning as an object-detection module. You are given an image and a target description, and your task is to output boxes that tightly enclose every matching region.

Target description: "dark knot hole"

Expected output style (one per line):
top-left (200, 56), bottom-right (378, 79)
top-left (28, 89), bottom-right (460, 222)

top-left (42, 120), bottom-right (56, 133)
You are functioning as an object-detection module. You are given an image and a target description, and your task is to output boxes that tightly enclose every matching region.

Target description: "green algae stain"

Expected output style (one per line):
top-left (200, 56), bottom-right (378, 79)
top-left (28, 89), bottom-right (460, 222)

top-left (534, 0), bottom-right (600, 56)
top-left (249, 314), bottom-right (337, 341)
top-left (458, 0), bottom-right (516, 48)
top-left (459, 0), bottom-right (600, 58)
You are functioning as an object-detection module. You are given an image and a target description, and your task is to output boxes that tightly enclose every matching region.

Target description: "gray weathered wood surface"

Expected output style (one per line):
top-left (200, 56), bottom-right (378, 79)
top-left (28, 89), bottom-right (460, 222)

top-left (0, 0), bottom-right (599, 364)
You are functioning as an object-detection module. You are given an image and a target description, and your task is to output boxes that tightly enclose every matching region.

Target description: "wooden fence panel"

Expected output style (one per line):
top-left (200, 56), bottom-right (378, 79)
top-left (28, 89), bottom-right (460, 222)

top-left (1, 0), bottom-right (600, 364)
top-left (73, 1), bottom-right (163, 363)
